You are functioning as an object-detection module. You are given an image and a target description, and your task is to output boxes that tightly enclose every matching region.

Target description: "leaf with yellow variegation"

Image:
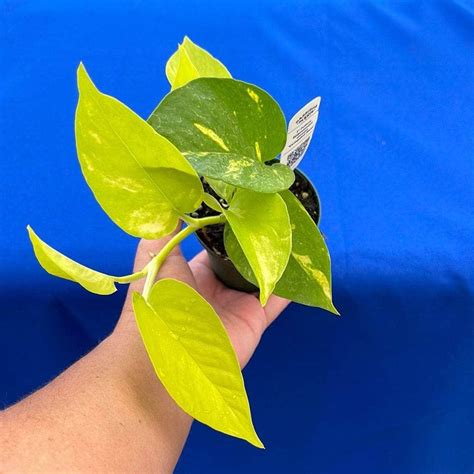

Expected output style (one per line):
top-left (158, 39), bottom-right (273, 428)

top-left (149, 78), bottom-right (293, 193)
top-left (223, 189), bottom-right (292, 305)
top-left (225, 190), bottom-right (339, 314)
top-left (75, 63), bottom-right (203, 239)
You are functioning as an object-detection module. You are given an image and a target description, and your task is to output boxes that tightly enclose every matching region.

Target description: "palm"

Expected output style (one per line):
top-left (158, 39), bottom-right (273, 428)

top-left (190, 251), bottom-right (289, 368)
top-left (123, 239), bottom-right (289, 369)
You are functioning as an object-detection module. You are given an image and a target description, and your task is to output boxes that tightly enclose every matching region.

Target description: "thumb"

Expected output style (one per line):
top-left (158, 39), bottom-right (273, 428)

top-left (120, 226), bottom-right (197, 326)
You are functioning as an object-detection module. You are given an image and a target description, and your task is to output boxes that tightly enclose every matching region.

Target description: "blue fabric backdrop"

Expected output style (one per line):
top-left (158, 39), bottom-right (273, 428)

top-left (1, 1), bottom-right (473, 472)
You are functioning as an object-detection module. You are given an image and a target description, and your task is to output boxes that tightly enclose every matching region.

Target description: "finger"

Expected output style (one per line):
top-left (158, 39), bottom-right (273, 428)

top-left (124, 224), bottom-right (196, 315)
top-left (157, 252), bottom-right (196, 289)
top-left (129, 226), bottom-right (183, 294)
top-left (188, 250), bottom-right (221, 298)
top-left (191, 250), bottom-right (290, 318)
top-left (152, 224), bottom-right (196, 288)
top-left (188, 251), bottom-right (214, 283)
top-left (189, 250), bottom-right (212, 268)
top-left (263, 294), bottom-right (291, 326)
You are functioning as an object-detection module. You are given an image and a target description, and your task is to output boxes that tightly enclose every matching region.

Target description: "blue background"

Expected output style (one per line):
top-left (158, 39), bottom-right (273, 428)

top-left (1, 1), bottom-right (473, 472)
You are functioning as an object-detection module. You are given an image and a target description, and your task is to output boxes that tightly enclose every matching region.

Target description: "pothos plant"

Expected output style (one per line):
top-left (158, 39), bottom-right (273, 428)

top-left (27, 37), bottom-right (338, 448)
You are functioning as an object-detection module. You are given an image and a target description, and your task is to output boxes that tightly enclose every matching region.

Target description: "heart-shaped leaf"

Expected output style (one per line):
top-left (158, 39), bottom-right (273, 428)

top-left (27, 226), bottom-right (116, 295)
top-left (166, 36), bottom-right (231, 90)
top-left (225, 190), bottom-right (338, 314)
top-left (75, 63), bottom-right (203, 239)
top-left (148, 78), bottom-right (293, 193)
top-left (223, 189), bottom-right (292, 305)
top-left (132, 279), bottom-right (263, 448)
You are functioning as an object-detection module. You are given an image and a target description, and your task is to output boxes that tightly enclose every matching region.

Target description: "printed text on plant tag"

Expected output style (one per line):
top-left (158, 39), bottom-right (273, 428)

top-left (280, 97), bottom-right (320, 169)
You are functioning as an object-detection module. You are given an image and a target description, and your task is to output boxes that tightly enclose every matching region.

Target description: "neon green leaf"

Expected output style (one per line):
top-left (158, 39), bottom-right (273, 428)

top-left (27, 226), bottom-right (116, 295)
top-left (132, 279), bottom-right (263, 448)
top-left (223, 189), bottom-right (292, 305)
top-left (166, 36), bottom-right (231, 89)
top-left (225, 190), bottom-right (339, 314)
top-left (202, 193), bottom-right (223, 212)
top-left (206, 178), bottom-right (236, 203)
top-left (148, 78), bottom-right (293, 193)
top-left (75, 63), bottom-right (203, 239)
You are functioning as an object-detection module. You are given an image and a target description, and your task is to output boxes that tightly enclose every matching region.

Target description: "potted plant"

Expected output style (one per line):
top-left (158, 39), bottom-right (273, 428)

top-left (27, 37), bottom-right (338, 448)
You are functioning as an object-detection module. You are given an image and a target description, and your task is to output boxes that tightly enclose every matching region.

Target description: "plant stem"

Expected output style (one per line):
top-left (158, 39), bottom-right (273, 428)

top-left (114, 268), bottom-right (149, 284)
top-left (182, 213), bottom-right (226, 227)
top-left (142, 214), bottom-right (226, 300)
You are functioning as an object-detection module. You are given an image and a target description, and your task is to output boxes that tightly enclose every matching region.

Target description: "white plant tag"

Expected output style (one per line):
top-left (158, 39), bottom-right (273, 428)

top-left (280, 97), bottom-right (320, 169)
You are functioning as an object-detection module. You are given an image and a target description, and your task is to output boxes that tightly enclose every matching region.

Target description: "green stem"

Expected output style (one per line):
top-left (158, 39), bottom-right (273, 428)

top-left (182, 213), bottom-right (226, 227)
top-left (113, 268), bottom-right (149, 284)
top-left (142, 214), bottom-right (226, 300)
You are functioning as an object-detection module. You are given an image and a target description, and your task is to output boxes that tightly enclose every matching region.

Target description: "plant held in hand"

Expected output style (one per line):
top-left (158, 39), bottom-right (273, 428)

top-left (28, 36), bottom-right (338, 448)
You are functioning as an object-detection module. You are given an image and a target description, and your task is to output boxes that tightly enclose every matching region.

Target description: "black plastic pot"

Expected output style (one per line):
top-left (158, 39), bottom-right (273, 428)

top-left (196, 168), bottom-right (321, 292)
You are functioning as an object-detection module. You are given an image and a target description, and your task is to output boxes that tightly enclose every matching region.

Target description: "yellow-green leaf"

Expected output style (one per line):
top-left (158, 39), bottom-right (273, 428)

top-left (206, 178), bottom-right (236, 203)
top-left (223, 189), bottom-right (292, 305)
top-left (202, 193), bottom-right (223, 212)
top-left (75, 63), bottom-right (203, 239)
top-left (225, 191), bottom-right (339, 314)
top-left (132, 279), bottom-right (263, 448)
top-left (27, 226), bottom-right (116, 295)
top-left (166, 36), bottom-right (231, 89)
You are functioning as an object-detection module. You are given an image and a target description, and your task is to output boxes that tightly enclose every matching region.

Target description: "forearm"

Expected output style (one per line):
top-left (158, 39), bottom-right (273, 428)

top-left (1, 323), bottom-right (191, 473)
top-left (0, 233), bottom-right (288, 472)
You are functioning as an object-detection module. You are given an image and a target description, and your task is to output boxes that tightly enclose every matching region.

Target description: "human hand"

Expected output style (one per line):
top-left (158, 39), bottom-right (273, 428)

top-left (2, 230), bottom-right (289, 474)
top-left (117, 231), bottom-right (290, 368)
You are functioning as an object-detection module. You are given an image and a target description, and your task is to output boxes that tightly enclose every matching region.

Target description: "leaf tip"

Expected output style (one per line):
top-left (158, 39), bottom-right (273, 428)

top-left (239, 420), bottom-right (265, 449)
top-left (26, 224), bottom-right (37, 242)
top-left (76, 62), bottom-right (94, 94)
top-left (77, 61), bottom-right (86, 78)
top-left (259, 291), bottom-right (270, 307)
top-left (251, 434), bottom-right (265, 449)
top-left (259, 280), bottom-right (279, 307)
top-left (177, 42), bottom-right (186, 55)
top-left (324, 295), bottom-right (340, 316)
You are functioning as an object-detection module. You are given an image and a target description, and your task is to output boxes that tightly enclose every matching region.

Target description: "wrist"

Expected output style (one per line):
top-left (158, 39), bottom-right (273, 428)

top-left (110, 313), bottom-right (193, 428)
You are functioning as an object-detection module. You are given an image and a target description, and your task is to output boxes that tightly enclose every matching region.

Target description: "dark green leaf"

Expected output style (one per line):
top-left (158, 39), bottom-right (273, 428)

top-left (148, 78), bottom-right (293, 192)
